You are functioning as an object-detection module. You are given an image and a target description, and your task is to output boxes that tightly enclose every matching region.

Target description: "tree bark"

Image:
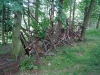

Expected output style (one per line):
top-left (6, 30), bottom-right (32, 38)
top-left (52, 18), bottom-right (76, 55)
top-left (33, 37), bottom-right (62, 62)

top-left (69, 0), bottom-right (72, 25)
top-left (1, 4), bottom-right (6, 44)
top-left (81, 0), bottom-right (95, 41)
top-left (35, 0), bottom-right (39, 22)
top-left (57, 0), bottom-right (64, 31)
top-left (50, 0), bottom-right (54, 28)
top-left (96, 14), bottom-right (100, 29)
top-left (54, 0), bottom-right (64, 39)
top-left (12, 10), bottom-right (22, 59)
top-left (72, 0), bottom-right (76, 26)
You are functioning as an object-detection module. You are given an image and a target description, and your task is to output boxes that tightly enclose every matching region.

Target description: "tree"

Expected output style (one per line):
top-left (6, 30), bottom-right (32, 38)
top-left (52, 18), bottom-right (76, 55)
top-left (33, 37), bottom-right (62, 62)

top-left (12, 10), bottom-right (22, 59)
top-left (72, 0), bottom-right (76, 26)
top-left (81, 0), bottom-right (95, 41)
top-left (56, 0), bottom-right (64, 32)
top-left (49, 0), bottom-right (54, 28)
top-left (96, 13), bottom-right (100, 29)
top-left (1, 4), bottom-right (6, 44)
top-left (35, 0), bottom-right (39, 22)
top-left (69, 0), bottom-right (73, 25)
top-left (10, 0), bottom-right (23, 59)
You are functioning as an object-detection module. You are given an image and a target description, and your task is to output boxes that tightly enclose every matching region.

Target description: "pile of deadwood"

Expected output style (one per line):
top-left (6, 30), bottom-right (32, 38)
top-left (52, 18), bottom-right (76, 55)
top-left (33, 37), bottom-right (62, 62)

top-left (20, 20), bottom-right (82, 60)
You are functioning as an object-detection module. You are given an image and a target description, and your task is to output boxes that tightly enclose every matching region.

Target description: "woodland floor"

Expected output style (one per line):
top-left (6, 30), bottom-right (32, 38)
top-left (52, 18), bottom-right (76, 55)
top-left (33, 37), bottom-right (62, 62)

top-left (0, 44), bottom-right (19, 75)
top-left (0, 29), bottom-right (100, 75)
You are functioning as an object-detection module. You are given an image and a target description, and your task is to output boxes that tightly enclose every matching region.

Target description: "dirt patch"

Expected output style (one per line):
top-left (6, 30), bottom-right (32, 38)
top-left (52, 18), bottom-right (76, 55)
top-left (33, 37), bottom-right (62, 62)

top-left (77, 52), bottom-right (83, 56)
top-left (0, 44), bottom-right (19, 75)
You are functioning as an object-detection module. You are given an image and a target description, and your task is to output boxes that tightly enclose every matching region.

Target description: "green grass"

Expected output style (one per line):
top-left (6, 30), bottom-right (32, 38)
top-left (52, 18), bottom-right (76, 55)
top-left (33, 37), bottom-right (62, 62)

top-left (18, 29), bottom-right (100, 75)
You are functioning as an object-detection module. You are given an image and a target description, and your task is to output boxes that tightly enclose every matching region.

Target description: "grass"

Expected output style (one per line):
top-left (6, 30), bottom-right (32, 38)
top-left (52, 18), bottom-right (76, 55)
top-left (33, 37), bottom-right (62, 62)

top-left (17, 28), bottom-right (100, 75)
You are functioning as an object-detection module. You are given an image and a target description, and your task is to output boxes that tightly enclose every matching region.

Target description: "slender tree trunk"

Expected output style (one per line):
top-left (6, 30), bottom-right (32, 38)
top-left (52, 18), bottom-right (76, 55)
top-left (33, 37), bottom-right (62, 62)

top-left (69, 0), bottom-right (72, 25)
top-left (12, 11), bottom-right (22, 59)
top-left (54, 0), bottom-right (64, 39)
top-left (35, 0), bottom-right (39, 22)
top-left (6, 7), bottom-right (9, 43)
top-left (57, 0), bottom-right (64, 30)
top-left (72, 0), bottom-right (76, 26)
top-left (50, 0), bottom-right (54, 28)
top-left (96, 14), bottom-right (100, 29)
top-left (1, 4), bottom-right (6, 45)
top-left (84, 3), bottom-right (88, 18)
top-left (28, 0), bottom-right (30, 32)
top-left (81, 0), bottom-right (95, 41)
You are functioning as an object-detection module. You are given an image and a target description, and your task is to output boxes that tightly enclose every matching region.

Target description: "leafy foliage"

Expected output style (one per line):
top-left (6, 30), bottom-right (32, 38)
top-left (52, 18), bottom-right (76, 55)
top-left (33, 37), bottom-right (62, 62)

top-left (30, 17), bottom-right (49, 39)
top-left (78, 0), bottom-right (100, 19)
top-left (38, 18), bottom-right (49, 39)
top-left (20, 55), bottom-right (37, 71)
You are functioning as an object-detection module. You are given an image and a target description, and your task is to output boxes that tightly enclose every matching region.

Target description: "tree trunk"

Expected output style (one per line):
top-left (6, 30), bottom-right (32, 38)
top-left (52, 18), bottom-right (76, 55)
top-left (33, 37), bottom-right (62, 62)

top-left (72, 0), bottom-right (76, 26)
top-left (35, 0), bottom-right (39, 22)
top-left (27, 0), bottom-right (30, 34)
top-left (57, 0), bottom-right (64, 30)
top-left (81, 0), bottom-right (95, 41)
top-left (6, 7), bottom-right (10, 43)
top-left (12, 10), bottom-right (22, 59)
top-left (1, 4), bottom-right (5, 44)
top-left (55, 0), bottom-right (64, 39)
top-left (96, 14), bottom-right (100, 29)
top-left (69, 0), bottom-right (72, 25)
top-left (50, 0), bottom-right (54, 28)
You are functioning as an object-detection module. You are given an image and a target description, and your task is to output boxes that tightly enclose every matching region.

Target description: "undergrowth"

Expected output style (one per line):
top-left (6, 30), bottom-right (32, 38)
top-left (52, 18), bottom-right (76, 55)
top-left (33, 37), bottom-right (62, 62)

top-left (20, 55), bottom-right (37, 71)
top-left (18, 29), bottom-right (100, 75)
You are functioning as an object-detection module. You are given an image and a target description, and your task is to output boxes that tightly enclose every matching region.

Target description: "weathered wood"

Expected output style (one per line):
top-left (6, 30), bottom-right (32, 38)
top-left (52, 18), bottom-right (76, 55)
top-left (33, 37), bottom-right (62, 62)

top-left (55, 25), bottom-right (81, 46)
top-left (20, 32), bottom-right (43, 60)
top-left (20, 31), bottom-right (30, 55)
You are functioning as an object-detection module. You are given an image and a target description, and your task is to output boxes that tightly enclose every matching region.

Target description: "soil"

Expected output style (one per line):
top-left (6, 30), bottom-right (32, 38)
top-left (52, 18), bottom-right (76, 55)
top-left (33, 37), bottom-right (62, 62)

top-left (0, 44), bottom-right (19, 75)
top-left (0, 44), bottom-right (47, 75)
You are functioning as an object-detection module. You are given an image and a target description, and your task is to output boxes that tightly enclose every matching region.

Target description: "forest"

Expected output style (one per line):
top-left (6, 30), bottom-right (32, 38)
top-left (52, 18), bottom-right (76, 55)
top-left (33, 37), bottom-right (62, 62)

top-left (0, 0), bottom-right (100, 75)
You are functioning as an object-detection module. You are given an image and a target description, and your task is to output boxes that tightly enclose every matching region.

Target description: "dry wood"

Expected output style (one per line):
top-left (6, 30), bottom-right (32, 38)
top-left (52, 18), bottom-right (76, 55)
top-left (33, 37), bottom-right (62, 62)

top-left (20, 31), bottom-right (43, 60)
